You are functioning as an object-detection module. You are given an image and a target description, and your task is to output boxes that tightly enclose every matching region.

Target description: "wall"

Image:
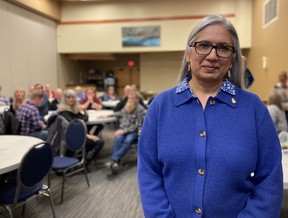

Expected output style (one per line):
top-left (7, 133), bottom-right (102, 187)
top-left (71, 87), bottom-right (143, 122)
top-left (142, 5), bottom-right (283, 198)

top-left (0, 1), bottom-right (58, 97)
top-left (58, 0), bottom-right (252, 53)
top-left (247, 0), bottom-right (288, 101)
top-left (5, 0), bottom-right (61, 21)
top-left (57, 0), bottom-right (252, 93)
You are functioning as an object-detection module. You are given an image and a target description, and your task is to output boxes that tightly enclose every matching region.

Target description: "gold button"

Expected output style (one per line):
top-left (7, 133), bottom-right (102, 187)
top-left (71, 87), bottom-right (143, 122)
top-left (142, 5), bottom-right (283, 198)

top-left (209, 99), bottom-right (216, 105)
top-left (200, 131), bottom-right (206, 137)
top-left (195, 207), bottom-right (202, 214)
top-left (198, 169), bottom-right (205, 175)
top-left (232, 98), bottom-right (236, 104)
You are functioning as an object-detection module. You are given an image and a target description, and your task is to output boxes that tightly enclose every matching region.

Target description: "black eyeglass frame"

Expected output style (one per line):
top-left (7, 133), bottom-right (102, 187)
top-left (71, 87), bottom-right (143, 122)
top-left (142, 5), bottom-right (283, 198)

top-left (189, 41), bottom-right (236, 58)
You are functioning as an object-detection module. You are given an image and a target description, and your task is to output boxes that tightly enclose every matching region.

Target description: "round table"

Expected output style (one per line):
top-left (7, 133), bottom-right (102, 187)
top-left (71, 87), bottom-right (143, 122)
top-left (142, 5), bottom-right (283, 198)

top-left (102, 100), bottom-right (120, 109)
top-left (86, 110), bottom-right (117, 125)
top-left (0, 135), bottom-right (43, 174)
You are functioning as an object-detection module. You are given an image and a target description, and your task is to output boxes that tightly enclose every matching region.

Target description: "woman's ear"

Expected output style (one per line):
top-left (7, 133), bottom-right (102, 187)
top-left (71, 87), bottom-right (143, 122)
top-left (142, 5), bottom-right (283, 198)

top-left (185, 54), bottom-right (190, 62)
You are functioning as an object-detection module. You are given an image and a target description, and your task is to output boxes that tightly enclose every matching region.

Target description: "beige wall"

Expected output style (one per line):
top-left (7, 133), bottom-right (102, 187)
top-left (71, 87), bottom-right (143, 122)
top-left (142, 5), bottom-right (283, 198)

top-left (57, 0), bottom-right (252, 93)
top-left (0, 1), bottom-right (58, 97)
top-left (6, 0), bottom-right (61, 21)
top-left (58, 0), bottom-right (252, 53)
top-left (247, 0), bottom-right (288, 101)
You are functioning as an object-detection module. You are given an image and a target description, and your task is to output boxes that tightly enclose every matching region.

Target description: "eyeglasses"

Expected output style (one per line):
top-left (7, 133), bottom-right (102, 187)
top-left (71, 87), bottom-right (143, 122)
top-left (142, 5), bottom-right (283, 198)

top-left (190, 41), bottom-right (235, 58)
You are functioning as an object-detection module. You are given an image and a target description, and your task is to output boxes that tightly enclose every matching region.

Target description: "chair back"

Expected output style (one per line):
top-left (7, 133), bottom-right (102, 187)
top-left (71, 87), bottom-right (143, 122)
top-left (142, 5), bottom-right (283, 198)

top-left (65, 119), bottom-right (87, 152)
top-left (18, 142), bottom-right (53, 188)
top-left (3, 110), bottom-right (21, 135)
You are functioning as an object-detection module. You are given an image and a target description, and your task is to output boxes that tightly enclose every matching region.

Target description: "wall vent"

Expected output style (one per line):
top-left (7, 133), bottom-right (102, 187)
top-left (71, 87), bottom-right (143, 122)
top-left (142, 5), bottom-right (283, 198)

top-left (263, 0), bottom-right (278, 28)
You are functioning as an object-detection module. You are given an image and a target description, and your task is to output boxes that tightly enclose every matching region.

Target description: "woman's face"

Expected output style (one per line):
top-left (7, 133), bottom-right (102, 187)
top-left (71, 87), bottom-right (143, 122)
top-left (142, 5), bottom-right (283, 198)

top-left (15, 89), bottom-right (25, 100)
top-left (66, 95), bottom-right (76, 106)
top-left (187, 24), bottom-right (233, 85)
top-left (108, 86), bottom-right (114, 95)
top-left (86, 89), bottom-right (95, 97)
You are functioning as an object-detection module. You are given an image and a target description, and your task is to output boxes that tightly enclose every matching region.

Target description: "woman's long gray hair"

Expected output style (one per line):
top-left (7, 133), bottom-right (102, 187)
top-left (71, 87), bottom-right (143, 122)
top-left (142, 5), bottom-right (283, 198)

top-left (58, 89), bottom-right (80, 114)
top-left (178, 15), bottom-right (244, 88)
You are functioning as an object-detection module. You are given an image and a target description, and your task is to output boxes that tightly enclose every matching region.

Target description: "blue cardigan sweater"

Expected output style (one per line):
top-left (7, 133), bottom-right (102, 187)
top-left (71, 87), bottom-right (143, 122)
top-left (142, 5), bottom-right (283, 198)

top-left (138, 80), bottom-right (283, 218)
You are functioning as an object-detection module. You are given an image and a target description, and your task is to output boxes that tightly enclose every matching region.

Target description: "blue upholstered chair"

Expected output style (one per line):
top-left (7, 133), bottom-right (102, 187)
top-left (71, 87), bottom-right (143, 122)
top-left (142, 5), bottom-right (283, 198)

top-left (0, 142), bottom-right (55, 218)
top-left (51, 119), bottom-right (90, 203)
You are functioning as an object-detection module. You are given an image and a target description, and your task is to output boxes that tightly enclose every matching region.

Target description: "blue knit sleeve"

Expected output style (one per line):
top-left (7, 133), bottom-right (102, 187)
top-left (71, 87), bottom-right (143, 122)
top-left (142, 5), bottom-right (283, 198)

top-left (137, 97), bottom-right (175, 218)
top-left (238, 101), bottom-right (283, 217)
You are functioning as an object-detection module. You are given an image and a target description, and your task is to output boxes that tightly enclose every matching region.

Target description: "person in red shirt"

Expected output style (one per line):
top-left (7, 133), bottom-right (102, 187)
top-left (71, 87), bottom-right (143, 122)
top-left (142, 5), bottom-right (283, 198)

top-left (80, 87), bottom-right (102, 110)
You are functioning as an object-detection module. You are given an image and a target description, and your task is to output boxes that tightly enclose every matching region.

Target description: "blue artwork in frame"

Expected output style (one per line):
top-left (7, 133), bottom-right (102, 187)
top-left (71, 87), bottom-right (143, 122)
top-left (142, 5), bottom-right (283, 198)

top-left (122, 26), bottom-right (160, 47)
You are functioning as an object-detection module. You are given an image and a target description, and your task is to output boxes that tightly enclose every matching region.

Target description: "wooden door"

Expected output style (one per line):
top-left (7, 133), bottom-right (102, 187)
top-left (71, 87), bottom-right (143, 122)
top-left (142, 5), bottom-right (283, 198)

top-left (114, 67), bottom-right (140, 98)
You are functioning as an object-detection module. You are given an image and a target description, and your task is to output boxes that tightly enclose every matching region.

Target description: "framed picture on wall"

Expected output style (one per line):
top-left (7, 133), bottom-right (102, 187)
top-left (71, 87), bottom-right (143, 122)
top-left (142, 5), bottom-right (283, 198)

top-left (121, 26), bottom-right (160, 47)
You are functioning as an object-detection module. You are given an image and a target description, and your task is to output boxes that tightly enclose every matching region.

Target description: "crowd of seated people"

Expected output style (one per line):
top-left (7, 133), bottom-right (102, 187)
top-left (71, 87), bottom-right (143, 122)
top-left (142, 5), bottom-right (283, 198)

top-left (0, 82), bottom-right (150, 176)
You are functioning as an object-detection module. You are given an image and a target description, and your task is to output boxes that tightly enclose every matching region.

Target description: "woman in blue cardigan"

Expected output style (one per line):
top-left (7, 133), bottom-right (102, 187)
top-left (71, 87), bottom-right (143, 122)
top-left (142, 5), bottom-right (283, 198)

top-left (138, 15), bottom-right (283, 217)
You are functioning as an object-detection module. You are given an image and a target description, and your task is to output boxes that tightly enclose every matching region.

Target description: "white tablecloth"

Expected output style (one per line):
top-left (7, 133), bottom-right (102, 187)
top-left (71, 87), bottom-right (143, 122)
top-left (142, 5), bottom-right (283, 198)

top-left (102, 100), bottom-right (120, 109)
top-left (86, 110), bottom-right (116, 125)
top-left (45, 110), bottom-right (117, 125)
top-left (0, 135), bottom-right (43, 174)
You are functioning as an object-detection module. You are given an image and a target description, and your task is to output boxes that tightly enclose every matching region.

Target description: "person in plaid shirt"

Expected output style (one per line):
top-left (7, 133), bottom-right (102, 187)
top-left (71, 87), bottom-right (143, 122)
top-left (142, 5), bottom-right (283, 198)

top-left (16, 91), bottom-right (48, 140)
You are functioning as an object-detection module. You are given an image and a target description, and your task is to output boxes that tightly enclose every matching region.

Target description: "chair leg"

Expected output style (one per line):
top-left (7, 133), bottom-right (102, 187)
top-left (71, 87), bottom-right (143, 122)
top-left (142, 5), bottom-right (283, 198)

top-left (21, 204), bottom-right (26, 216)
top-left (3, 205), bottom-right (13, 218)
top-left (60, 174), bottom-right (65, 204)
top-left (83, 167), bottom-right (90, 187)
top-left (47, 188), bottom-right (56, 218)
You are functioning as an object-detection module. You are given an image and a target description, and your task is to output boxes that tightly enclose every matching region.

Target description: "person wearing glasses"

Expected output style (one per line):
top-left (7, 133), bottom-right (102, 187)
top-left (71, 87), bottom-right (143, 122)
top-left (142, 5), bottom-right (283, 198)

top-left (138, 15), bottom-right (283, 217)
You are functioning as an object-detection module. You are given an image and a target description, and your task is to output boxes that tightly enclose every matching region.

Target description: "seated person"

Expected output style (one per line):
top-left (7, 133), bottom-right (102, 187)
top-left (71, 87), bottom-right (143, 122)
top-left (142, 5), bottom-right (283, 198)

top-left (0, 85), bottom-right (8, 106)
top-left (34, 83), bottom-right (49, 120)
top-left (48, 88), bottom-right (63, 111)
top-left (45, 83), bottom-right (56, 101)
top-left (105, 91), bottom-right (146, 174)
top-left (75, 85), bottom-right (86, 102)
top-left (267, 91), bottom-right (288, 133)
top-left (274, 71), bottom-right (288, 123)
top-left (80, 87), bottom-right (102, 110)
top-left (26, 85), bottom-right (35, 100)
top-left (9, 86), bottom-right (26, 115)
top-left (102, 85), bottom-right (119, 101)
top-left (58, 89), bottom-right (104, 167)
top-left (104, 70), bottom-right (115, 90)
top-left (16, 91), bottom-right (48, 140)
top-left (80, 87), bottom-right (103, 135)
top-left (114, 85), bottom-right (147, 112)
